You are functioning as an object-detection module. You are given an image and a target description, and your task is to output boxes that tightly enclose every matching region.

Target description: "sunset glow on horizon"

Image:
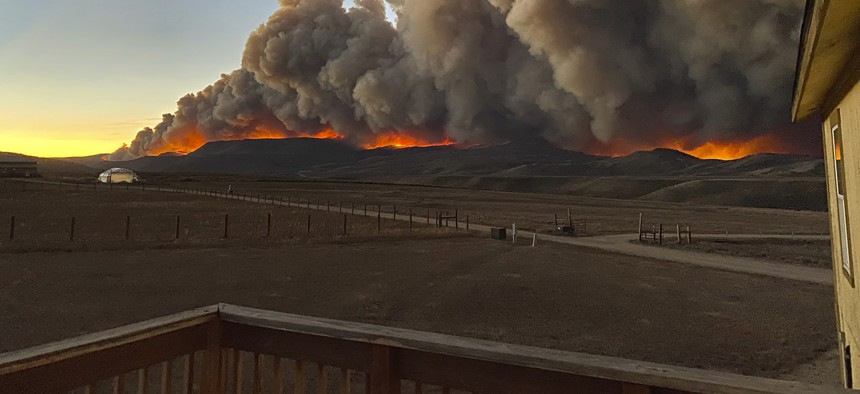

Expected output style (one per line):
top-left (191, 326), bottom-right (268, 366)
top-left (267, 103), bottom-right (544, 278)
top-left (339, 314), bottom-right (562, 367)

top-left (0, 1), bottom-right (281, 158)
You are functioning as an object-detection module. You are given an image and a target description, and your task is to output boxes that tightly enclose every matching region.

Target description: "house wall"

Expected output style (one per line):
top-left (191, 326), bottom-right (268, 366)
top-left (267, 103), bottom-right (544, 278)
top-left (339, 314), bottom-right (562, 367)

top-left (825, 78), bottom-right (860, 388)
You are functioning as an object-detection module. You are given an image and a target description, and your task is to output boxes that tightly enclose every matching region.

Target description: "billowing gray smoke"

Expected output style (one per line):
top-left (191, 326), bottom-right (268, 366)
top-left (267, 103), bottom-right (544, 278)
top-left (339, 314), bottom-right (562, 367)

top-left (109, 0), bottom-right (806, 160)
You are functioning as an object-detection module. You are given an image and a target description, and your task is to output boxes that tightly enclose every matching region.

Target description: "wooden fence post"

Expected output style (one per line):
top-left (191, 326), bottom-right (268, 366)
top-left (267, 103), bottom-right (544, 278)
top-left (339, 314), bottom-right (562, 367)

top-left (554, 213), bottom-right (559, 227)
top-left (327, 201), bottom-right (330, 212)
top-left (364, 204), bottom-right (368, 217)
top-left (677, 225), bottom-right (681, 244)
top-left (659, 224), bottom-right (663, 246)
top-left (568, 208), bottom-right (572, 227)
top-left (126, 216), bottom-right (131, 240)
top-left (339, 202), bottom-right (342, 214)
top-left (70, 217), bottom-right (76, 242)
top-left (427, 210), bottom-right (430, 224)
top-left (267, 213), bottom-right (272, 238)
top-left (409, 209), bottom-right (413, 231)
top-left (687, 225), bottom-right (692, 243)
top-left (455, 209), bottom-right (459, 229)
top-left (352, 202), bottom-right (355, 215)
top-left (393, 206), bottom-right (397, 221)
top-left (307, 215), bottom-right (312, 235)
top-left (377, 210), bottom-right (381, 234)
top-left (224, 214), bottom-right (230, 239)
top-left (175, 216), bottom-right (181, 240)
top-left (638, 213), bottom-right (643, 242)
top-left (466, 215), bottom-right (469, 231)
top-left (9, 216), bottom-right (14, 241)
top-left (512, 222), bottom-right (517, 244)
top-left (343, 214), bottom-right (348, 236)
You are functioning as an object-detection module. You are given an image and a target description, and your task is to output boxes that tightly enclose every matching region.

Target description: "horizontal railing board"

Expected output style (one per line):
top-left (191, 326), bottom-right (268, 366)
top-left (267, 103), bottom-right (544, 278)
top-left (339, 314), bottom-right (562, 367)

top-left (0, 323), bottom-right (210, 394)
top-left (218, 304), bottom-right (848, 394)
top-left (397, 347), bottom-right (621, 394)
top-left (0, 305), bottom-right (217, 372)
top-left (0, 305), bottom-right (218, 394)
top-left (221, 321), bottom-right (373, 372)
top-left (0, 303), bottom-right (848, 394)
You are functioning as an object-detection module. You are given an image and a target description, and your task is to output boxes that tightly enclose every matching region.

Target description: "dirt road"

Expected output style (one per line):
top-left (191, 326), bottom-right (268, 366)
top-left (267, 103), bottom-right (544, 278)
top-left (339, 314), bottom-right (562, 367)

top-left (11, 180), bottom-right (832, 285)
top-left (166, 186), bottom-right (835, 285)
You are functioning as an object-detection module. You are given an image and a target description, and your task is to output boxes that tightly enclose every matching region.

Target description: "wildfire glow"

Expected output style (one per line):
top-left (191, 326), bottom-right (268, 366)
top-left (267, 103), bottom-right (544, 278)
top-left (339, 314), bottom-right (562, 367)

top-left (588, 132), bottom-right (795, 160)
top-left (362, 132), bottom-right (455, 150)
top-left (138, 128), bottom-right (454, 157)
top-left (128, 125), bottom-right (799, 161)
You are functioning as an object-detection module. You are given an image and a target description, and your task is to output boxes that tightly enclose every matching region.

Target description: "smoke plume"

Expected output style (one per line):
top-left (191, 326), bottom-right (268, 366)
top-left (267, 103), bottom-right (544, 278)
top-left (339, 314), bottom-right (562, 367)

top-left (109, 0), bottom-right (809, 160)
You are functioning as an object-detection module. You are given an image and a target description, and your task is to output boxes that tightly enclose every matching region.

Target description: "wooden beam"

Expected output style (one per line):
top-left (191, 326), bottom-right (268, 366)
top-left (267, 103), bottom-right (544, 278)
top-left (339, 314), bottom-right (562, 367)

top-left (0, 306), bottom-right (217, 394)
top-left (397, 348), bottom-right (617, 394)
top-left (200, 320), bottom-right (223, 394)
top-left (369, 345), bottom-right (400, 394)
top-left (220, 322), bottom-right (372, 372)
top-left (217, 304), bottom-right (848, 394)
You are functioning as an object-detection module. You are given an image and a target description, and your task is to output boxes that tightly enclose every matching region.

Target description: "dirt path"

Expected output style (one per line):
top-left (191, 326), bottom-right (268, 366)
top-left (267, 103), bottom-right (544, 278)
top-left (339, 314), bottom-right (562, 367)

top-left (482, 230), bottom-right (834, 285)
top-left (219, 188), bottom-right (835, 285)
top-left (15, 180), bottom-right (835, 284)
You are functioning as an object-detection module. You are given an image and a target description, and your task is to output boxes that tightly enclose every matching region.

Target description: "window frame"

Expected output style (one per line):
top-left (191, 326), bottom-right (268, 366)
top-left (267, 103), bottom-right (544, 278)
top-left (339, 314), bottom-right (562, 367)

top-left (832, 109), bottom-right (855, 286)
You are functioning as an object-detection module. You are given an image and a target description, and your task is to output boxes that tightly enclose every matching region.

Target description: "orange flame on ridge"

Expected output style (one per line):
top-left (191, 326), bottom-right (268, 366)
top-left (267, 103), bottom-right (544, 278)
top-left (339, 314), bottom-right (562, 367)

top-left (143, 128), bottom-right (453, 157)
top-left (362, 132), bottom-right (455, 150)
top-left (588, 132), bottom-right (796, 160)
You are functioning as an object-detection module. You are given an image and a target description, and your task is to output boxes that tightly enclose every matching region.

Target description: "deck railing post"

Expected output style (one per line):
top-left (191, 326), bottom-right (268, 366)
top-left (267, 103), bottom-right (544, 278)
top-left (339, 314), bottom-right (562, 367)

top-left (369, 345), bottom-right (400, 394)
top-left (201, 320), bottom-right (224, 394)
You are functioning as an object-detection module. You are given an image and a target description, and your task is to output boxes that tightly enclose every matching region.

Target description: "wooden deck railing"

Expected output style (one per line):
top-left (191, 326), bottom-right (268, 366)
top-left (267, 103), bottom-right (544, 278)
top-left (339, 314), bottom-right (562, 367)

top-left (0, 304), bottom-right (849, 394)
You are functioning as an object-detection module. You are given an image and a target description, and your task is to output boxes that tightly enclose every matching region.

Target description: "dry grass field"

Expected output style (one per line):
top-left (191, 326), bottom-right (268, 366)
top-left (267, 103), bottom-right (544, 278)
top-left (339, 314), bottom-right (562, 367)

top-left (665, 238), bottom-right (833, 268)
top-left (0, 186), bottom-right (442, 252)
top-left (0, 180), bottom-right (840, 385)
top-left (155, 179), bottom-right (829, 236)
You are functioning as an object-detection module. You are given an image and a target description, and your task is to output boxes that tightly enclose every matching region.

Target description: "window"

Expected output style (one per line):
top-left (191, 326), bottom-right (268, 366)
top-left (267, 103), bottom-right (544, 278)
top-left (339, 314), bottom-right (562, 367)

top-left (832, 109), bottom-right (854, 284)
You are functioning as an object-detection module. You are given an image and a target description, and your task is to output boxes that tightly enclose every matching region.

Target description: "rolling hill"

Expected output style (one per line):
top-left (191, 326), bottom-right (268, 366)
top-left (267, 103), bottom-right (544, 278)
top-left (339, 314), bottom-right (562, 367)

top-left (18, 139), bottom-right (826, 211)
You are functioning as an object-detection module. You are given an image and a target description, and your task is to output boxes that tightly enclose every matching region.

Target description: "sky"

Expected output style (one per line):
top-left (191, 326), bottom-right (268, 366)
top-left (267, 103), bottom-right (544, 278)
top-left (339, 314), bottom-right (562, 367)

top-left (0, 0), bottom-right (393, 158)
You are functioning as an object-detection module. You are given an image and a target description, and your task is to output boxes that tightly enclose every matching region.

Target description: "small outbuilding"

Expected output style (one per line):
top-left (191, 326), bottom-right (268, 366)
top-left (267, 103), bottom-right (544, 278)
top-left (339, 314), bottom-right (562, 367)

top-left (0, 161), bottom-right (39, 178)
top-left (98, 168), bottom-right (139, 184)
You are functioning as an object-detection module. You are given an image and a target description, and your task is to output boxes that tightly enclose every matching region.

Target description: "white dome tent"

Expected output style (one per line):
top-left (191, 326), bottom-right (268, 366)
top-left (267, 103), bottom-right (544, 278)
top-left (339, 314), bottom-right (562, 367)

top-left (98, 168), bottom-right (139, 184)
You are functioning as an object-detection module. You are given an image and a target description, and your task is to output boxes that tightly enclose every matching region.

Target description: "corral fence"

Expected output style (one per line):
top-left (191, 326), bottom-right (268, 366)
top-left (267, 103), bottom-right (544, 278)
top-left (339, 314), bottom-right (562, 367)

top-left (638, 214), bottom-right (692, 246)
top-left (553, 210), bottom-right (588, 236)
top-left (0, 304), bottom-right (846, 394)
